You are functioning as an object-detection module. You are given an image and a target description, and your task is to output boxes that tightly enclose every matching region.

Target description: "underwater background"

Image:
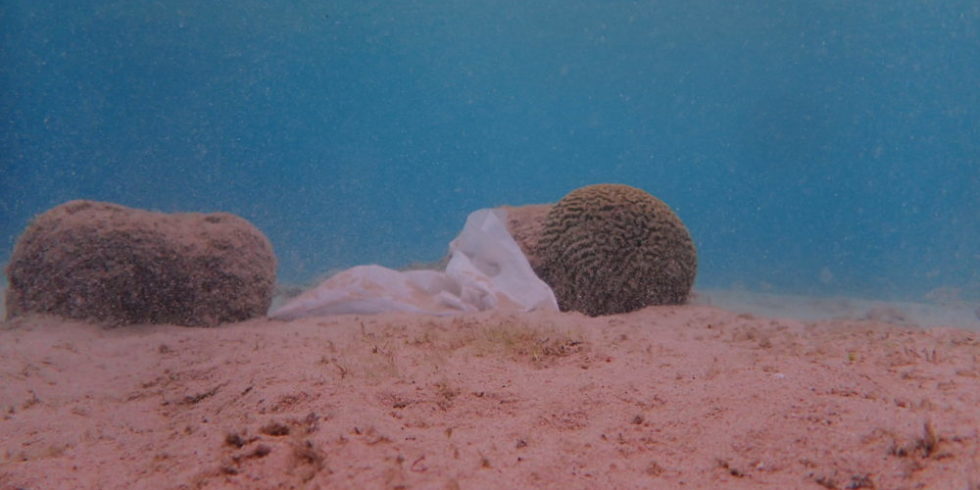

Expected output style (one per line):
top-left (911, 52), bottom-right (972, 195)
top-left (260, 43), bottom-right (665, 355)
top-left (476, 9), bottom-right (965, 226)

top-left (1, 0), bottom-right (978, 302)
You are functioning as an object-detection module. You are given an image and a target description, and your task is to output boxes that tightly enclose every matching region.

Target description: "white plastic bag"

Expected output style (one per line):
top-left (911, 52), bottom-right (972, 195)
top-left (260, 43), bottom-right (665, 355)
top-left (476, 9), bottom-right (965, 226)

top-left (269, 208), bottom-right (558, 320)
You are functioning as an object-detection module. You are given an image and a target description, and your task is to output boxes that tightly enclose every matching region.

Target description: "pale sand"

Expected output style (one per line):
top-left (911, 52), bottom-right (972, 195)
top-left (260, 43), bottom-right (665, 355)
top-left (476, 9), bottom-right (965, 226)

top-left (696, 289), bottom-right (980, 332)
top-left (1, 305), bottom-right (978, 489)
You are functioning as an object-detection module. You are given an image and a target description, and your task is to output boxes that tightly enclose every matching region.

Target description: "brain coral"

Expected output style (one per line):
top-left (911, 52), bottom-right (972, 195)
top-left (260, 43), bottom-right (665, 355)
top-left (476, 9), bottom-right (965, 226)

top-left (532, 184), bottom-right (697, 316)
top-left (5, 200), bottom-right (277, 326)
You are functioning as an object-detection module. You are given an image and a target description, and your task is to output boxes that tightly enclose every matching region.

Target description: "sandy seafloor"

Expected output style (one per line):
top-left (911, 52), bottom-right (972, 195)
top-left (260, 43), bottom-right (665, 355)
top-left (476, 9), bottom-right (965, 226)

top-left (1, 288), bottom-right (978, 489)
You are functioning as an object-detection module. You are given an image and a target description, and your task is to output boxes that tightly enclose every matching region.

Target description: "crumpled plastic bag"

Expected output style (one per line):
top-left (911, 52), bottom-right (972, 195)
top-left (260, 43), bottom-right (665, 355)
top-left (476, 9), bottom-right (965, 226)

top-left (268, 208), bottom-right (558, 319)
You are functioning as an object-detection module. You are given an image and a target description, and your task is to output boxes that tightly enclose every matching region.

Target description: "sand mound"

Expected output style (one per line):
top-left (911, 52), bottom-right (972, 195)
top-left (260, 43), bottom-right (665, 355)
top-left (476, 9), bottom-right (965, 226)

top-left (1, 306), bottom-right (976, 489)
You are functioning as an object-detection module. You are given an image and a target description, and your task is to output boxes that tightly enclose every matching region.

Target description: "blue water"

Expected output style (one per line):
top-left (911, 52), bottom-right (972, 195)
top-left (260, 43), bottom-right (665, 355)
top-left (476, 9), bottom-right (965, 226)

top-left (2, 1), bottom-right (978, 301)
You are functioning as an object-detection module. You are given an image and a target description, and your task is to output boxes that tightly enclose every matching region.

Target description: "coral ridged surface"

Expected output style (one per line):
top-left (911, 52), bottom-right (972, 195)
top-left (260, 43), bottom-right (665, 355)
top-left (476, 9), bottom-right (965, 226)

top-left (533, 184), bottom-right (697, 316)
top-left (5, 200), bottom-right (276, 326)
